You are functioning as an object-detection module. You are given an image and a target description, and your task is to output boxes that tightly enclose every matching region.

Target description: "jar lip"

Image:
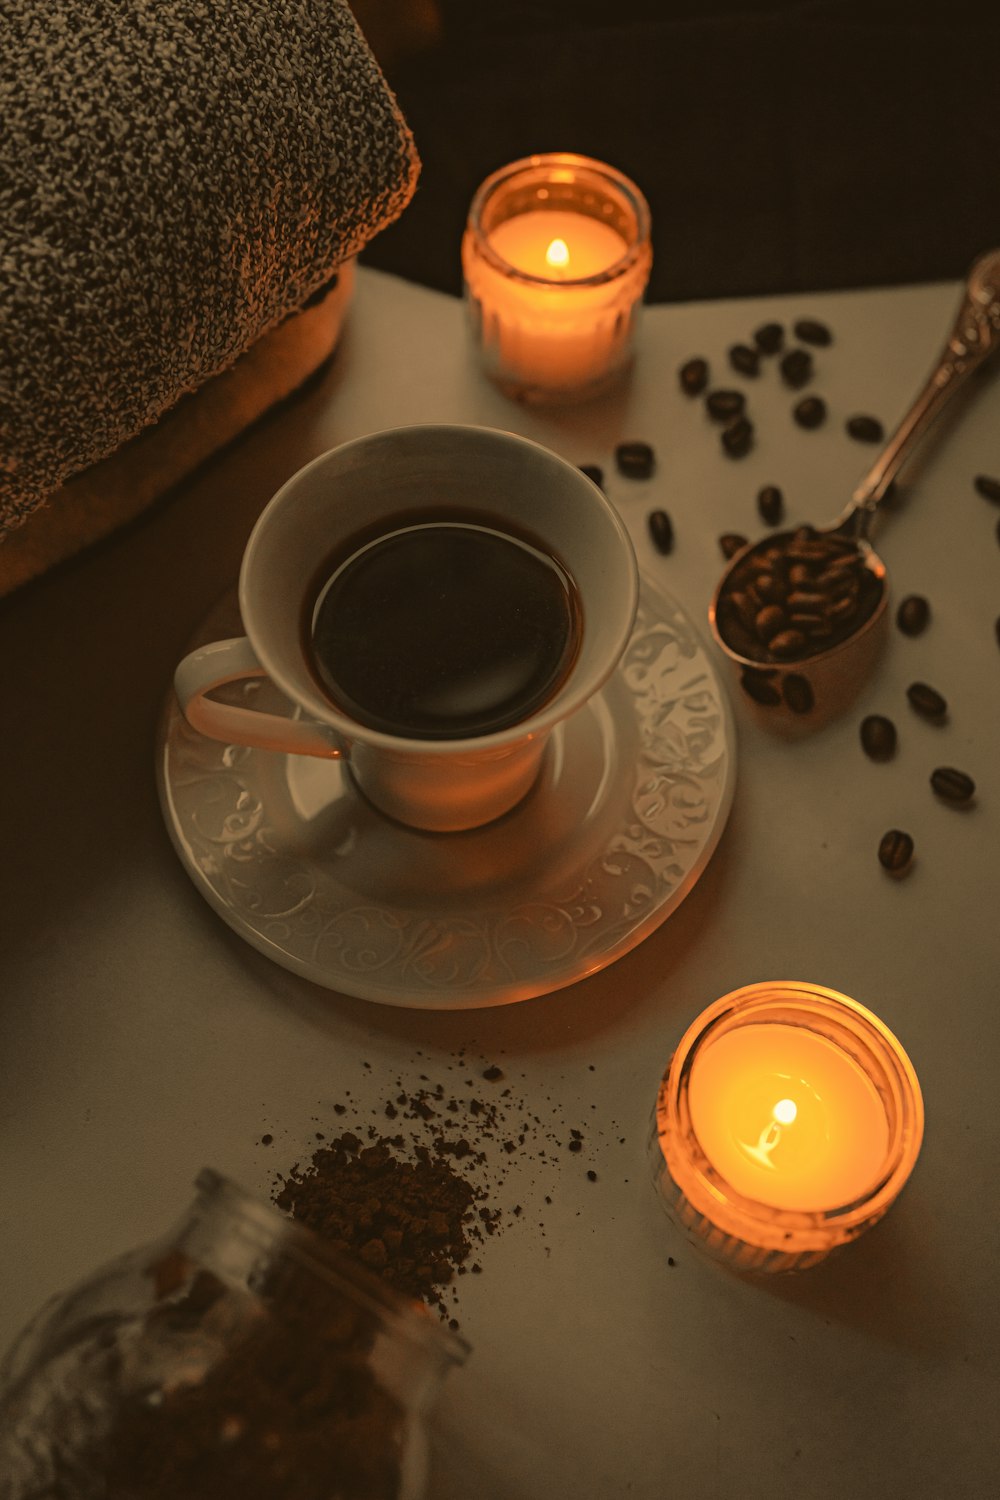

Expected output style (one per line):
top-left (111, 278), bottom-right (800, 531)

top-left (465, 150), bottom-right (652, 289)
top-left (194, 1169), bottom-right (470, 1366)
top-left (654, 983), bottom-right (924, 1238)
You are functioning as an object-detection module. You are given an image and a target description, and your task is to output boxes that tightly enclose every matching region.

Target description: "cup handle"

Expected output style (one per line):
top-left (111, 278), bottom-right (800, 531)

top-left (174, 637), bottom-right (344, 759)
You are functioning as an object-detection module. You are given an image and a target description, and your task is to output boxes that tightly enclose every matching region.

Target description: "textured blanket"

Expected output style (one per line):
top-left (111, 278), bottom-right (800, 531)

top-left (0, 0), bottom-right (419, 541)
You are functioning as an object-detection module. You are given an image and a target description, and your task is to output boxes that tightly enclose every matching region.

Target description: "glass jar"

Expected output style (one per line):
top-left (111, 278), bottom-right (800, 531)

top-left (0, 1168), bottom-right (468, 1499)
top-left (649, 983), bottom-right (924, 1272)
top-left (462, 152), bottom-right (652, 405)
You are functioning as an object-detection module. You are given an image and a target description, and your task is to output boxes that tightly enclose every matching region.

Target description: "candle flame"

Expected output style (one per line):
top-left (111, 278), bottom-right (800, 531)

top-left (545, 237), bottom-right (570, 270)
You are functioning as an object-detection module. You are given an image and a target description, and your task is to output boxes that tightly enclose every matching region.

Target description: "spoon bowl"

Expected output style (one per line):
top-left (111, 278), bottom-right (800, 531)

top-left (710, 248), bottom-right (1000, 728)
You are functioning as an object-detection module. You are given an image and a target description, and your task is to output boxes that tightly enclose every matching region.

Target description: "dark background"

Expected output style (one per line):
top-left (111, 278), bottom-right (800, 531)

top-left (353, 0), bottom-right (1000, 304)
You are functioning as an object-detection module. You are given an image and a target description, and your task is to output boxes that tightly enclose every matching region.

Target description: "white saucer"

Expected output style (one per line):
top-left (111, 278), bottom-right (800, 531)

top-left (157, 576), bottom-right (736, 1008)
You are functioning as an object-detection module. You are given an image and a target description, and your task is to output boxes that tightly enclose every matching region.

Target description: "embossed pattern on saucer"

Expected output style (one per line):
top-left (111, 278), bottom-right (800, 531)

top-left (157, 576), bottom-right (736, 1007)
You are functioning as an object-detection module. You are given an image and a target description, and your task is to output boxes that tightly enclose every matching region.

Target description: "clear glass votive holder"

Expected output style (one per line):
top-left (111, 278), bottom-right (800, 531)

top-left (649, 982), bottom-right (924, 1273)
top-left (462, 152), bottom-right (652, 405)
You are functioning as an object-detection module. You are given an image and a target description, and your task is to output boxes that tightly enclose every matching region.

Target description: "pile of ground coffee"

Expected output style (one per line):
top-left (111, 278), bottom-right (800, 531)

top-left (267, 1053), bottom-right (626, 1325)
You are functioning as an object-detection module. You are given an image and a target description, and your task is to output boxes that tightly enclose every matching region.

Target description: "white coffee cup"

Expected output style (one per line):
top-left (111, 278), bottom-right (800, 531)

top-left (174, 424), bottom-right (638, 831)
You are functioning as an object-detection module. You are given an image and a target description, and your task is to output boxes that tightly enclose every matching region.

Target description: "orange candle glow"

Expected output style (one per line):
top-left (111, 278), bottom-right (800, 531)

top-left (462, 154), bottom-right (652, 403)
top-left (687, 1023), bottom-right (891, 1211)
top-left (650, 983), bottom-right (924, 1271)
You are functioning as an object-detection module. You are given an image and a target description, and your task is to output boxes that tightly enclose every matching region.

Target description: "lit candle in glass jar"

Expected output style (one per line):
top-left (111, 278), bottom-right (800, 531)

top-left (650, 983), bottom-right (924, 1271)
top-left (462, 153), bottom-right (652, 404)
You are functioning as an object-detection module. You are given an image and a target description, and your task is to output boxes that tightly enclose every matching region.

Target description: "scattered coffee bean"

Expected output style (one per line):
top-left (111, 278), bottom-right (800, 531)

top-left (579, 463), bottom-right (604, 488)
top-left (783, 673), bottom-right (814, 714)
top-left (705, 388), bottom-right (746, 422)
top-left (757, 484), bottom-right (784, 526)
top-left (615, 441), bottom-right (655, 479)
top-left (996, 515), bottom-right (1000, 548)
top-left (896, 594), bottom-right (930, 636)
top-left (846, 414), bottom-right (884, 443)
top-left (973, 473), bottom-right (1000, 504)
top-left (729, 342), bottom-right (761, 377)
top-left (753, 322), bottom-right (784, 354)
top-left (906, 681), bottom-right (947, 721)
top-left (719, 532), bottom-right (749, 560)
top-left (779, 347), bottom-right (813, 389)
top-left (930, 766), bottom-right (975, 805)
top-left (679, 357), bottom-right (709, 396)
top-left (878, 829), bottom-right (914, 875)
top-left (793, 395), bottom-right (827, 429)
top-left (793, 318), bottom-right (833, 347)
top-left (721, 416), bottom-right (754, 458)
top-left (996, 613), bottom-right (1000, 649)
top-left (648, 509), bottom-right (674, 554)
top-left (860, 713), bottom-right (897, 760)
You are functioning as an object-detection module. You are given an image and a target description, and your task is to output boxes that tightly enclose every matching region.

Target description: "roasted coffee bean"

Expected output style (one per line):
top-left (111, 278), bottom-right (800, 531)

top-left (860, 713), bottom-right (897, 760)
top-left (679, 357), bottom-right (709, 396)
top-left (647, 508), bottom-right (674, 554)
top-left (996, 613), bottom-right (1000, 649)
top-left (846, 414), bottom-right (885, 443)
top-left (729, 342), bottom-right (761, 377)
top-left (719, 532), bottom-right (749, 560)
top-left (793, 395), bottom-right (827, 429)
top-left (753, 571), bottom-right (781, 603)
top-left (741, 670), bottom-right (781, 706)
top-left (930, 766), bottom-right (975, 805)
top-left (753, 322), bottom-right (784, 354)
top-left (783, 674), bottom-right (814, 714)
top-left (757, 484), bottom-right (784, 526)
top-left (896, 594), bottom-right (930, 636)
top-left (906, 681), bottom-right (947, 721)
top-left (579, 463), bottom-right (604, 488)
top-left (705, 388), bottom-right (746, 421)
top-left (973, 473), bottom-right (1000, 504)
top-left (793, 318), bottom-right (833, 347)
top-left (769, 629), bottom-right (808, 657)
top-left (779, 348), bottom-right (813, 388)
top-left (754, 604), bottom-right (787, 641)
top-left (721, 416), bottom-right (754, 458)
top-left (878, 829), bottom-right (914, 875)
top-left (615, 441), bottom-right (655, 478)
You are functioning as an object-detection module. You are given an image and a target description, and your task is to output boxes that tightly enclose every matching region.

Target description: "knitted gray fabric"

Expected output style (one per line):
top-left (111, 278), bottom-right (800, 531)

top-left (0, 0), bottom-right (419, 535)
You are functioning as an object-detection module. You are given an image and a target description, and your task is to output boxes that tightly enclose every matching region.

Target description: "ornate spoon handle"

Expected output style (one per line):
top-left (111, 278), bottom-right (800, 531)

top-left (850, 248), bottom-right (1000, 522)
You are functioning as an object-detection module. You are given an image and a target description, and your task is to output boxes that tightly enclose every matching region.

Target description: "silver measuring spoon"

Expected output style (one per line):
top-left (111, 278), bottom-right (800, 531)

top-left (709, 247), bottom-right (1000, 724)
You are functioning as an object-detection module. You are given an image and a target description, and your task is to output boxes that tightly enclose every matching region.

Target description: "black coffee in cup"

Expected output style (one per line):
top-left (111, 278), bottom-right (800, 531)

top-left (305, 513), bottom-right (582, 740)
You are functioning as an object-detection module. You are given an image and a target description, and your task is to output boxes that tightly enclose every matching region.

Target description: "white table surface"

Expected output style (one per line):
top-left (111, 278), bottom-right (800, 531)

top-left (1, 266), bottom-right (998, 1498)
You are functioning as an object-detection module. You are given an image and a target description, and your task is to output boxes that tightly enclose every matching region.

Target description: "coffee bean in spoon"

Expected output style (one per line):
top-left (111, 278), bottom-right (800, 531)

top-left (896, 594), bottom-right (930, 636)
top-left (930, 767), bottom-right (975, 805)
top-left (615, 441), bottom-right (655, 479)
top-left (878, 829), bottom-right (914, 875)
